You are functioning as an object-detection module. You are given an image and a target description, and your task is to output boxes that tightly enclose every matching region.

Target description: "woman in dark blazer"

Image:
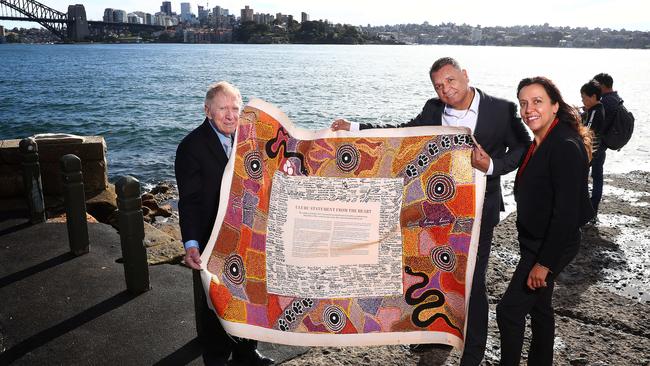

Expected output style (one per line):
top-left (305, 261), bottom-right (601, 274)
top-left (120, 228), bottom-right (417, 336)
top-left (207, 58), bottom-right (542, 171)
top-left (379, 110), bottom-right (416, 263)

top-left (496, 76), bottom-right (595, 366)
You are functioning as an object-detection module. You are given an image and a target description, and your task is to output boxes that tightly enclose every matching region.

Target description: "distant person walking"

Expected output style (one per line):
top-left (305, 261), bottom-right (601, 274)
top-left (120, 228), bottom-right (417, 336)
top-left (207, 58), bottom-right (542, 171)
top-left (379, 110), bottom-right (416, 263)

top-left (580, 80), bottom-right (606, 221)
top-left (175, 81), bottom-right (274, 366)
top-left (497, 77), bottom-right (594, 365)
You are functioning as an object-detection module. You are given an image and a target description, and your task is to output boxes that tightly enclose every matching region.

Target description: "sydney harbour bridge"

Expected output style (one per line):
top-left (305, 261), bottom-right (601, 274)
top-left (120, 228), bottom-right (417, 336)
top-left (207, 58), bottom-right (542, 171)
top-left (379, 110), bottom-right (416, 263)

top-left (0, 0), bottom-right (165, 41)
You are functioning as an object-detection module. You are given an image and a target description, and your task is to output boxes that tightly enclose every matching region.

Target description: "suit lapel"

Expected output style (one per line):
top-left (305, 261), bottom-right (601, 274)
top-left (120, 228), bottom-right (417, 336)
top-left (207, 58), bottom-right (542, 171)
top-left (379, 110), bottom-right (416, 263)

top-left (200, 118), bottom-right (229, 166)
top-left (473, 88), bottom-right (489, 141)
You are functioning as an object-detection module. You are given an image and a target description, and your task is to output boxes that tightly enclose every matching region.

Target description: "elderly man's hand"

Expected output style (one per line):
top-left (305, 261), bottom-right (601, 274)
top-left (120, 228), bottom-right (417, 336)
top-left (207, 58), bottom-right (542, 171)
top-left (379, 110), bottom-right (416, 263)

top-left (331, 119), bottom-right (351, 131)
top-left (184, 247), bottom-right (202, 270)
top-left (471, 143), bottom-right (490, 173)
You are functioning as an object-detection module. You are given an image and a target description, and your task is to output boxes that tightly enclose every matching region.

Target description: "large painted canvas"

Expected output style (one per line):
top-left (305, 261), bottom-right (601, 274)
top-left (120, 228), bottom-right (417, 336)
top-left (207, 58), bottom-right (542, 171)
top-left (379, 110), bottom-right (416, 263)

top-left (199, 99), bottom-right (486, 348)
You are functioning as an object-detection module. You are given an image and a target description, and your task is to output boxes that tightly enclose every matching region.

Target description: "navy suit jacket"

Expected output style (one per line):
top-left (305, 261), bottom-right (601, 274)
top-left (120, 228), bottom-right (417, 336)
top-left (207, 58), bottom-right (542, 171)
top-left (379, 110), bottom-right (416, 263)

top-left (175, 118), bottom-right (229, 252)
top-left (514, 121), bottom-right (594, 272)
top-left (361, 89), bottom-right (531, 229)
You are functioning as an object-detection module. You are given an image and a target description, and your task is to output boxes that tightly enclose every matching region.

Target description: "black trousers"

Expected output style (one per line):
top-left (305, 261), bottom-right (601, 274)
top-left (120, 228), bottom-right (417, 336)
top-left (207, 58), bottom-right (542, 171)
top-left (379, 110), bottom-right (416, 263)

top-left (496, 233), bottom-right (579, 366)
top-left (193, 270), bottom-right (257, 361)
top-left (459, 223), bottom-right (495, 366)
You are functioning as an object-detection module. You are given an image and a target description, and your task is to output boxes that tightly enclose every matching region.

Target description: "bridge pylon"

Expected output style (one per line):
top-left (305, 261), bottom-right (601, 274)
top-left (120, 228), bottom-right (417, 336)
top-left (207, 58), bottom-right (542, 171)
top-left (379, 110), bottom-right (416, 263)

top-left (66, 4), bottom-right (88, 41)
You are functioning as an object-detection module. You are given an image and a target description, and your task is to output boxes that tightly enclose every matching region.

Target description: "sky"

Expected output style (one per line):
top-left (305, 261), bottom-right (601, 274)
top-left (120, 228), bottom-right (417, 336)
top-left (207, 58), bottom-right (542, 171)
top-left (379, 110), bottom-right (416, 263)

top-left (2, 0), bottom-right (650, 31)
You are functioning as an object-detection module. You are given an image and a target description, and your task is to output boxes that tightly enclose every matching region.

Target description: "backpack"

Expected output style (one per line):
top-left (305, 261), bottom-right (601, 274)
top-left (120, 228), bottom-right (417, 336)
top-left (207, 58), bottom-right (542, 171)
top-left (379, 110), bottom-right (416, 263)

top-left (602, 99), bottom-right (634, 150)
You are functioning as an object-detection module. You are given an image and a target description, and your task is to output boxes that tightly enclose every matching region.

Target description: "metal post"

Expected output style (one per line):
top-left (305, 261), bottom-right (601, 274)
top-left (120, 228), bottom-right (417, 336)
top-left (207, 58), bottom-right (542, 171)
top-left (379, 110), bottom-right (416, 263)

top-left (115, 176), bottom-right (151, 294)
top-left (60, 154), bottom-right (90, 256)
top-left (19, 137), bottom-right (46, 224)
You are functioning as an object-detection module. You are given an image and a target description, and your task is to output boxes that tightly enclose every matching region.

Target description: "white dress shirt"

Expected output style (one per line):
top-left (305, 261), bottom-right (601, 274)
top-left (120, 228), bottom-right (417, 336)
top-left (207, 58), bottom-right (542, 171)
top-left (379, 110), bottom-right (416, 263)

top-left (350, 87), bottom-right (493, 175)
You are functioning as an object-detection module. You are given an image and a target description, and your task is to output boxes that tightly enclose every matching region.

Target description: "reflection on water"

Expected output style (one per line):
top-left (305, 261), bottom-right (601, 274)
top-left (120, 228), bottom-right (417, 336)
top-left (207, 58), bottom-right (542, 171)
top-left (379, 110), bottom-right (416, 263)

top-left (1, 44), bottom-right (648, 183)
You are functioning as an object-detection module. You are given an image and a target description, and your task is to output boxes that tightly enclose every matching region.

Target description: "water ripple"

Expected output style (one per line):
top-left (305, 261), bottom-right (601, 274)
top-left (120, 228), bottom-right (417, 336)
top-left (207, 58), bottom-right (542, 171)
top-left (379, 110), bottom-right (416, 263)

top-left (1, 44), bottom-right (649, 184)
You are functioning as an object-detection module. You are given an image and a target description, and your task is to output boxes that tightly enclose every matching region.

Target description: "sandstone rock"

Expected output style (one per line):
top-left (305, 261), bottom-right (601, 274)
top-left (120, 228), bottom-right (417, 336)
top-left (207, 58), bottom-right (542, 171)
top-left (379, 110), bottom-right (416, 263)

top-left (141, 193), bottom-right (155, 201)
top-left (85, 184), bottom-right (118, 224)
top-left (46, 212), bottom-right (99, 224)
top-left (150, 182), bottom-right (172, 195)
top-left (142, 221), bottom-right (184, 265)
top-left (154, 221), bottom-right (181, 241)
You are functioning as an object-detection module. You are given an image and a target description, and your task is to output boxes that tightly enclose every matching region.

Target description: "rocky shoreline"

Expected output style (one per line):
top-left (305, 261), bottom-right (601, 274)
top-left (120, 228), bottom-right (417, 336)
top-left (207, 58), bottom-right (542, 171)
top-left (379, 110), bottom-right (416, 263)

top-left (278, 170), bottom-right (650, 365)
top-left (96, 170), bottom-right (649, 365)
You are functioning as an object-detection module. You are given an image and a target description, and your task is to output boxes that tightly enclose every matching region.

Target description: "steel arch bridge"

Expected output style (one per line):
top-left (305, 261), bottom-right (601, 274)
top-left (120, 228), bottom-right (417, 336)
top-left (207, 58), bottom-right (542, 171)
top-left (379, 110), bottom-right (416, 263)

top-left (0, 0), bottom-right (166, 41)
top-left (0, 0), bottom-right (68, 40)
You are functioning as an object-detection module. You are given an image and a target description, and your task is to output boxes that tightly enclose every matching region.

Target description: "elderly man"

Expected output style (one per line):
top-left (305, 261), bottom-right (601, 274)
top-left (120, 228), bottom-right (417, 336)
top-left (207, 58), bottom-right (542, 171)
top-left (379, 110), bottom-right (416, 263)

top-left (175, 81), bottom-right (274, 366)
top-left (332, 57), bottom-right (530, 365)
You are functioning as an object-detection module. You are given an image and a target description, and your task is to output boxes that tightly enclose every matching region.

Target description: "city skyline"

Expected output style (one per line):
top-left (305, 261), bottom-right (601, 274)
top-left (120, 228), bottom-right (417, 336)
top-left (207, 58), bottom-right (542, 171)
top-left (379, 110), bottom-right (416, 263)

top-left (1, 0), bottom-right (649, 31)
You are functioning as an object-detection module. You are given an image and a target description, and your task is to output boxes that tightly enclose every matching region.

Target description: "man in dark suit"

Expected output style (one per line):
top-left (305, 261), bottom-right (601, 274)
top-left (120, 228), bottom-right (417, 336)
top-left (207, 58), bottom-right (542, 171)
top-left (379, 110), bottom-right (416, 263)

top-left (175, 81), bottom-right (274, 366)
top-left (332, 57), bottom-right (530, 365)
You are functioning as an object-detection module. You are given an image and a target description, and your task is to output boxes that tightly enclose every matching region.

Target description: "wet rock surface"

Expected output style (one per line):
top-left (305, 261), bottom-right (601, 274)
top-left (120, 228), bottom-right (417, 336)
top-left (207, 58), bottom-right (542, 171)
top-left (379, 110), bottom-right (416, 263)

top-left (140, 182), bottom-right (183, 265)
top-left (281, 171), bottom-right (650, 365)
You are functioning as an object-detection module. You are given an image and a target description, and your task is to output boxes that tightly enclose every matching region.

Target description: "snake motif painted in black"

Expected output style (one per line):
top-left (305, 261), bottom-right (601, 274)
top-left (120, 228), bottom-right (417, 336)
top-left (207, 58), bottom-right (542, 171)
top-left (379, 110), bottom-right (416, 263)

top-left (404, 266), bottom-right (462, 333)
top-left (264, 127), bottom-right (308, 175)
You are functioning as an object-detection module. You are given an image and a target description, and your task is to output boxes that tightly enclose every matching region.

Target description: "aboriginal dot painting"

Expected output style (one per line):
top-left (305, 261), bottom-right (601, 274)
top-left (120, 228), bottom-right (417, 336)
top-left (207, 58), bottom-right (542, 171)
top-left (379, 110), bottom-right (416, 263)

top-left (202, 99), bottom-right (485, 347)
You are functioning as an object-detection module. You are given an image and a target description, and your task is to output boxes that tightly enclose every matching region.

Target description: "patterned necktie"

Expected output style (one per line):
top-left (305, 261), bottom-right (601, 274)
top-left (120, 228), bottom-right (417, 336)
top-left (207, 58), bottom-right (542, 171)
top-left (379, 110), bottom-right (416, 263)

top-left (223, 139), bottom-right (231, 158)
top-left (223, 135), bottom-right (234, 158)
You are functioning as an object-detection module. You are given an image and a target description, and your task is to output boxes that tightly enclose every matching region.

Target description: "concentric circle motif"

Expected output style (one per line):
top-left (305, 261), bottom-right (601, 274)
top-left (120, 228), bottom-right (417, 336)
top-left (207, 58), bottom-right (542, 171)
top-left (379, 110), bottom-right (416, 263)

top-left (223, 254), bottom-right (245, 285)
top-left (322, 305), bottom-right (346, 333)
top-left (430, 245), bottom-right (457, 272)
top-left (335, 144), bottom-right (360, 172)
top-left (244, 151), bottom-right (263, 180)
top-left (425, 174), bottom-right (456, 202)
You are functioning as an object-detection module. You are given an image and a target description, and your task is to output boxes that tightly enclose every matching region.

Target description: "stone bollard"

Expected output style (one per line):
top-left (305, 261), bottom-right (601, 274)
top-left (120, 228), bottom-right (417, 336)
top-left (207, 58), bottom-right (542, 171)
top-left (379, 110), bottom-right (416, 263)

top-left (19, 137), bottom-right (46, 224)
top-left (60, 154), bottom-right (90, 256)
top-left (115, 176), bottom-right (151, 294)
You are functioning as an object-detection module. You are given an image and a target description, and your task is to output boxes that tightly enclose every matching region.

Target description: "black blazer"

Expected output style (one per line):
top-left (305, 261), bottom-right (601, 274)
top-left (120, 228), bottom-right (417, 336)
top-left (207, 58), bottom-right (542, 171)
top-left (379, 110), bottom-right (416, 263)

top-left (514, 121), bottom-right (594, 272)
top-left (361, 89), bottom-right (531, 228)
top-left (175, 118), bottom-right (230, 251)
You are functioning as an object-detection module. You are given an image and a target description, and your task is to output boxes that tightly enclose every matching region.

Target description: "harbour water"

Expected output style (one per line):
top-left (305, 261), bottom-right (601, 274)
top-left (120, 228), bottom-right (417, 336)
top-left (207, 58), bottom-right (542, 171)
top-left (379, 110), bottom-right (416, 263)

top-left (1, 43), bottom-right (649, 185)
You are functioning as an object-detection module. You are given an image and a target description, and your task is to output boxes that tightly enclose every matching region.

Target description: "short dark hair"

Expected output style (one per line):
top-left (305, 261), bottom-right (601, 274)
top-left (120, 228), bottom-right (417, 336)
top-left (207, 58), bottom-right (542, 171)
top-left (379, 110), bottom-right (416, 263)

top-left (429, 57), bottom-right (461, 77)
top-left (593, 73), bottom-right (613, 88)
top-left (580, 80), bottom-right (601, 100)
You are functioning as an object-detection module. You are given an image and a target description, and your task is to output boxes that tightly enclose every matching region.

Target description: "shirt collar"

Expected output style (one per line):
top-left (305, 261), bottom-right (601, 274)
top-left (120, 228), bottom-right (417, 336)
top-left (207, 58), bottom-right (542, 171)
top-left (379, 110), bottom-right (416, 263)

top-left (208, 118), bottom-right (234, 147)
top-left (443, 87), bottom-right (480, 117)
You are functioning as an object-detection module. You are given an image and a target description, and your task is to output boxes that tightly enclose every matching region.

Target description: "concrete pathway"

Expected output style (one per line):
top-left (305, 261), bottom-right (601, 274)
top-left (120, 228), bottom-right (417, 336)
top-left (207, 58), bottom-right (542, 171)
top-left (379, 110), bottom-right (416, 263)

top-left (0, 218), bottom-right (307, 365)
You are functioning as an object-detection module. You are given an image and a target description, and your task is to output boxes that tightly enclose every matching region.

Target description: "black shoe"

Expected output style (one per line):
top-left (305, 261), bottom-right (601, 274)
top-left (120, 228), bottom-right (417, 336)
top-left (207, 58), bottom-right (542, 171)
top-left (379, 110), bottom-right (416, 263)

top-left (230, 349), bottom-right (274, 366)
top-left (409, 343), bottom-right (453, 353)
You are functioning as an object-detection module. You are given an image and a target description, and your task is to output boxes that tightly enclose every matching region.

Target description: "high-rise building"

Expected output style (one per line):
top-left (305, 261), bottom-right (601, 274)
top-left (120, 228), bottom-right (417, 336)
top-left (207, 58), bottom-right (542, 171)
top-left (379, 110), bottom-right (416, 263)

top-left (275, 12), bottom-right (288, 25)
top-left (154, 12), bottom-right (173, 26)
top-left (198, 6), bottom-right (208, 22)
top-left (301, 12), bottom-right (309, 23)
top-left (253, 13), bottom-right (273, 25)
top-left (127, 13), bottom-right (142, 24)
top-left (103, 8), bottom-right (113, 22)
top-left (113, 9), bottom-right (127, 23)
top-left (241, 5), bottom-right (253, 22)
top-left (160, 1), bottom-right (172, 16)
top-left (134, 11), bottom-right (153, 25)
top-left (180, 2), bottom-right (191, 21)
